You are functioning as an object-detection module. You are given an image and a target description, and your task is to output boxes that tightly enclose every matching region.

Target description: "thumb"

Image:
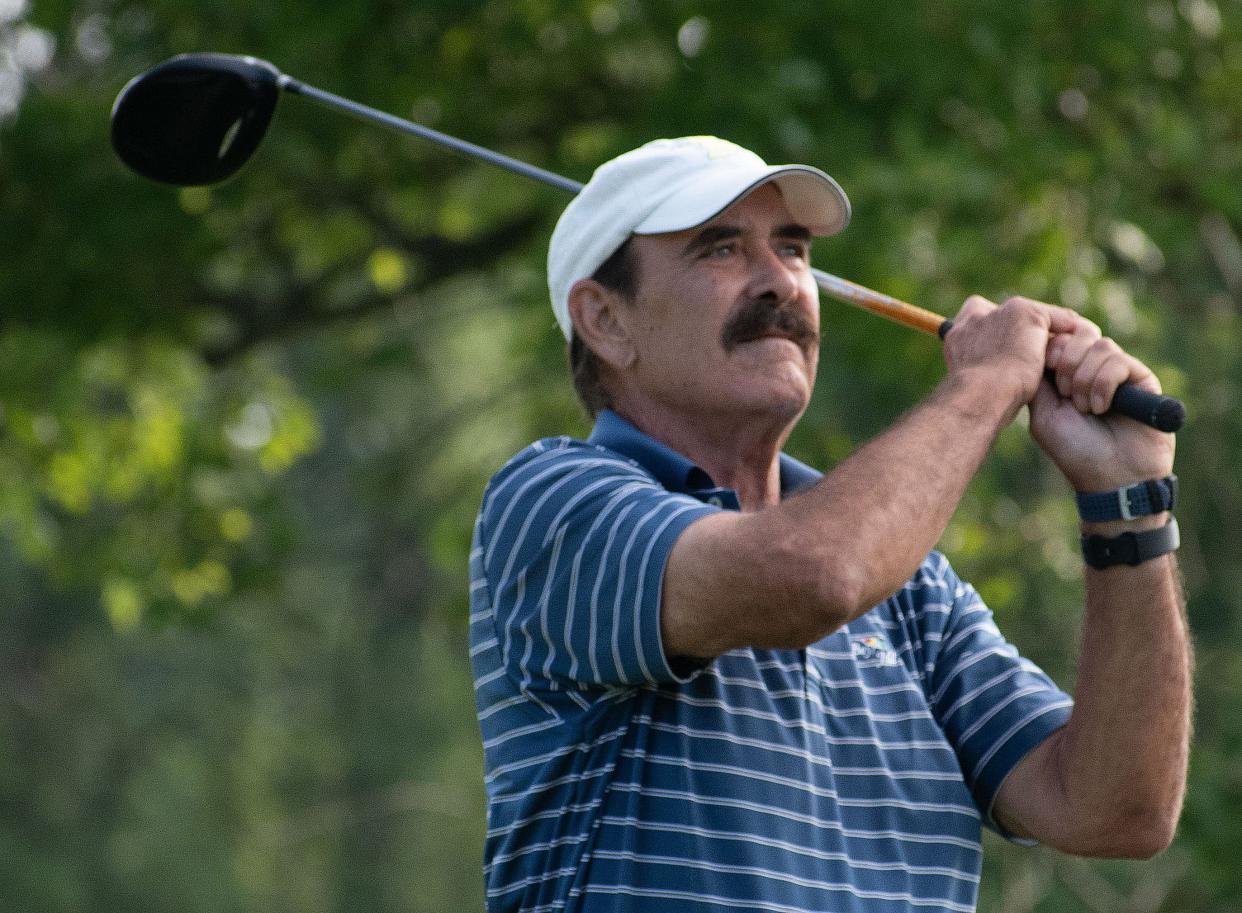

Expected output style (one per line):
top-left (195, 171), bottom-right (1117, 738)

top-left (1029, 374), bottom-right (1059, 419)
top-left (1028, 372), bottom-right (1081, 441)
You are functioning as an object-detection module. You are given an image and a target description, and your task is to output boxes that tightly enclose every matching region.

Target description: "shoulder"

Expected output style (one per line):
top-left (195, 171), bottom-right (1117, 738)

top-left (481, 435), bottom-right (657, 509)
top-left (475, 434), bottom-right (677, 548)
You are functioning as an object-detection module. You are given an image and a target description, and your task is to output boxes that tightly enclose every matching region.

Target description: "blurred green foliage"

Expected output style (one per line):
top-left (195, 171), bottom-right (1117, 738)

top-left (1, 1), bottom-right (1240, 910)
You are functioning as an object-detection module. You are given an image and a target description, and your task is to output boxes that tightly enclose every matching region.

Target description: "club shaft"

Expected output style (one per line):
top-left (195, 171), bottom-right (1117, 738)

top-left (282, 75), bottom-right (935, 331)
top-left (276, 71), bottom-right (971, 337)
top-left (810, 272), bottom-right (1185, 432)
top-left (280, 76), bottom-right (585, 194)
top-left (810, 269), bottom-right (947, 336)
top-left (276, 72), bottom-right (1182, 430)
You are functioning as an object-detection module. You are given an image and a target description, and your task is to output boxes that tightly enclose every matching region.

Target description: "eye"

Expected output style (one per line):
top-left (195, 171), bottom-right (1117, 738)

top-left (706, 242), bottom-right (736, 258)
top-left (779, 241), bottom-right (810, 260)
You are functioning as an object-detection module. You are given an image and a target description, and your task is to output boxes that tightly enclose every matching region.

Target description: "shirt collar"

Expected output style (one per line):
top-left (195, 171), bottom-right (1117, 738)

top-left (588, 409), bottom-right (820, 501)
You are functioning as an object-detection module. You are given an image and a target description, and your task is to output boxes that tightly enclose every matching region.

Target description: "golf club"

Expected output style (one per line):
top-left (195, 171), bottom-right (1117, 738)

top-left (111, 52), bottom-right (1185, 432)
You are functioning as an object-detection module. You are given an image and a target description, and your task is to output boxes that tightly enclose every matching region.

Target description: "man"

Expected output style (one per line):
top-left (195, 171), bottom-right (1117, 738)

top-left (469, 136), bottom-right (1190, 912)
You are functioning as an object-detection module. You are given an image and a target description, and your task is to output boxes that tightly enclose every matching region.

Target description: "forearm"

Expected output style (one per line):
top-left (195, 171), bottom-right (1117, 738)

top-left (1055, 520), bottom-right (1191, 854)
top-left (664, 296), bottom-right (1073, 659)
top-left (780, 368), bottom-right (1017, 617)
top-left (666, 369), bottom-right (1018, 655)
top-left (998, 516), bottom-right (1192, 857)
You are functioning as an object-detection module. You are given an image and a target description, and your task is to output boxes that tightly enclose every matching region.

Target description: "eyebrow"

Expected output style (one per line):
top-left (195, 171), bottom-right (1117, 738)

top-left (776, 224), bottom-right (813, 244)
top-left (680, 223), bottom-right (812, 258)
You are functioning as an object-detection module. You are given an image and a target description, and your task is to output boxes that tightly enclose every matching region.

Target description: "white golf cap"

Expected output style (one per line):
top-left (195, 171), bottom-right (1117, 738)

top-left (547, 136), bottom-right (851, 340)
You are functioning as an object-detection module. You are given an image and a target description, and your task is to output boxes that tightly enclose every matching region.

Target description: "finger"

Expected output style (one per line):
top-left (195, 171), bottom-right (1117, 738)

top-left (1050, 322), bottom-right (1104, 396)
top-left (1074, 342), bottom-right (1162, 414)
top-left (1046, 314), bottom-right (1101, 370)
top-left (1046, 334), bottom-right (1067, 372)
top-left (1043, 303), bottom-right (1090, 337)
top-left (1070, 338), bottom-right (1124, 413)
top-left (954, 294), bottom-right (997, 324)
top-left (1087, 356), bottom-right (1135, 415)
top-left (1003, 296), bottom-right (1085, 337)
top-left (1121, 352), bottom-right (1161, 395)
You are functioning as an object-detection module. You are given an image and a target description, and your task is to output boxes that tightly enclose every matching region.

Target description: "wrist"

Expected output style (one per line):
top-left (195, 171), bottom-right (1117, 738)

top-left (939, 367), bottom-right (1026, 427)
top-left (1077, 475), bottom-right (1180, 567)
top-left (1081, 516), bottom-right (1180, 569)
top-left (1067, 468), bottom-right (1175, 493)
top-left (1081, 512), bottom-right (1170, 537)
top-left (1076, 475), bottom-right (1178, 524)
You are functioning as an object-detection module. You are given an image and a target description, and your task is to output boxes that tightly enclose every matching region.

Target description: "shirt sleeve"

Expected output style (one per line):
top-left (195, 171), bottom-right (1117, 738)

top-left (477, 441), bottom-right (719, 692)
top-left (920, 556), bottom-right (1074, 837)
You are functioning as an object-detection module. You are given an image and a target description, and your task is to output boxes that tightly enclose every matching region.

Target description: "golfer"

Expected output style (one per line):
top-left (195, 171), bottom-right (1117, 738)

top-left (469, 136), bottom-right (1190, 912)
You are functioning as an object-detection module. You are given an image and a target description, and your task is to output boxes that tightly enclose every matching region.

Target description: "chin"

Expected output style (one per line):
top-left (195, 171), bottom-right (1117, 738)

top-left (701, 351), bottom-right (816, 421)
top-left (770, 391), bottom-right (811, 423)
top-left (733, 381), bottom-right (812, 423)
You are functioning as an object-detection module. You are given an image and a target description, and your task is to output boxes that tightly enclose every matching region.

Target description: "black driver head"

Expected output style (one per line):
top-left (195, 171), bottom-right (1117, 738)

top-left (111, 53), bottom-right (282, 186)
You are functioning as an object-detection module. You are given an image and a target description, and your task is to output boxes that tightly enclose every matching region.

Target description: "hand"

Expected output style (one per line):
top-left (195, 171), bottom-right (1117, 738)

top-left (1030, 317), bottom-right (1175, 491)
top-left (943, 295), bottom-right (1083, 420)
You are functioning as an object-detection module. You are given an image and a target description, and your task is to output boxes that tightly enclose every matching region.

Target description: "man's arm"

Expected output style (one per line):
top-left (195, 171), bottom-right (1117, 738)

top-left (991, 325), bottom-right (1190, 857)
top-left (992, 540), bottom-right (1190, 857)
top-left (662, 296), bottom-right (1082, 658)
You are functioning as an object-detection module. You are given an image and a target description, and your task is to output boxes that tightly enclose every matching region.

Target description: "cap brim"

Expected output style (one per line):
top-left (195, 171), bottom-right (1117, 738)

top-left (633, 164), bottom-right (851, 237)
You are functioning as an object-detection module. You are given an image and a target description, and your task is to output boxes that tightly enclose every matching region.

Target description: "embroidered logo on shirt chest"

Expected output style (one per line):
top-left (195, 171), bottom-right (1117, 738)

top-left (851, 634), bottom-right (899, 667)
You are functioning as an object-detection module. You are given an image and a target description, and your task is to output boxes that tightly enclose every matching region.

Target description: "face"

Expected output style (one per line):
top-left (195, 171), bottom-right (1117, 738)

top-left (620, 183), bottom-right (821, 425)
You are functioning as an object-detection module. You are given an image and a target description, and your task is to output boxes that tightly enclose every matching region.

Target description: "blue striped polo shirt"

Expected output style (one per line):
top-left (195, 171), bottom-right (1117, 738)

top-left (470, 409), bottom-right (1073, 913)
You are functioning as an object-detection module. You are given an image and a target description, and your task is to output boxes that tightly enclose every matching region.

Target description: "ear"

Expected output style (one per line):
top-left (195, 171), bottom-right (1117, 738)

top-left (567, 279), bottom-right (637, 370)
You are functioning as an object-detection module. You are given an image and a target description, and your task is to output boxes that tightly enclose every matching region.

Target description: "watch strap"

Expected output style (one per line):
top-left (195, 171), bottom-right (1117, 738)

top-left (1076, 475), bottom-right (1178, 522)
top-left (1082, 517), bottom-right (1180, 569)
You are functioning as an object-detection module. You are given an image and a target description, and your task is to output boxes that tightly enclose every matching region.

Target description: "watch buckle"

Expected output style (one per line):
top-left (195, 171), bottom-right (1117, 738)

top-left (1118, 487), bottom-right (1137, 521)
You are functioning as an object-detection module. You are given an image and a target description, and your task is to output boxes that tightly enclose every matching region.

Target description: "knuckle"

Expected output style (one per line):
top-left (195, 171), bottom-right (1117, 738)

top-left (1090, 337), bottom-right (1122, 360)
top-left (1008, 297), bottom-right (1050, 325)
top-left (961, 294), bottom-right (994, 316)
top-left (1069, 312), bottom-right (1101, 337)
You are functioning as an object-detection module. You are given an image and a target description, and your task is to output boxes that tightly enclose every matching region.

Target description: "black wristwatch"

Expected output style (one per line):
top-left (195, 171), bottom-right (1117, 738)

top-left (1076, 475), bottom-right (1177, 522)
top-left (1081, 517), bottom-right (1180, 569)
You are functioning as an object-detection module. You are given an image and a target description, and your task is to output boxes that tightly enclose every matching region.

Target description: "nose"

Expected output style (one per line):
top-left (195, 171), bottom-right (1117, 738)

top-left (745, 244), bottom-right (800, 305)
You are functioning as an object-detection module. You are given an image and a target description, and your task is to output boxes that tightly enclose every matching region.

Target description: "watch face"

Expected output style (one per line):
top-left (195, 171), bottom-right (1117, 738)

top-left (1083, 531), bottom-right (1138, 569)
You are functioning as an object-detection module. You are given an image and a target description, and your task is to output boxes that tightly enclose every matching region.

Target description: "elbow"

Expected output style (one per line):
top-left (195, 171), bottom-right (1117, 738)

top-left (803, 545), bottom-right (917, 637)
top-left (1108, 809), bottom-right (1179, 859)
top-left (1065, 805), bottom-right (1180, 859)
top-left (732, 507), bottom-right (912, 647)
top-left (803, 561), bottom-right (869, 641)
top-left (748, 540), bottom-right (864, 648)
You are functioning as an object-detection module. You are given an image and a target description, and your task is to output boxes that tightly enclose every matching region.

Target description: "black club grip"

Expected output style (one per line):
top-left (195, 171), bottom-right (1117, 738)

top-left (1109, 382), bottom-right (1185, 433)
top-left (937, 318), bottom-right (1185, 432)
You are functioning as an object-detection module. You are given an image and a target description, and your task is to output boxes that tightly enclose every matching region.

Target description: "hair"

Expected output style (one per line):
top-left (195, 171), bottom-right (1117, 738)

top-left (569, 238), bottom-right (636, 419)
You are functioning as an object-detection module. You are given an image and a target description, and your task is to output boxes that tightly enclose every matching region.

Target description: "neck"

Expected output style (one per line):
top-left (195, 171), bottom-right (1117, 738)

top-left (610, 398), bottom-right (796, 511)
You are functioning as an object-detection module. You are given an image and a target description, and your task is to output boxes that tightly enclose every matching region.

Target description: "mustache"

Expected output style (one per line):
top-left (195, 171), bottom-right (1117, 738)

top-left (721, 300), bottom-right (819, 353)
